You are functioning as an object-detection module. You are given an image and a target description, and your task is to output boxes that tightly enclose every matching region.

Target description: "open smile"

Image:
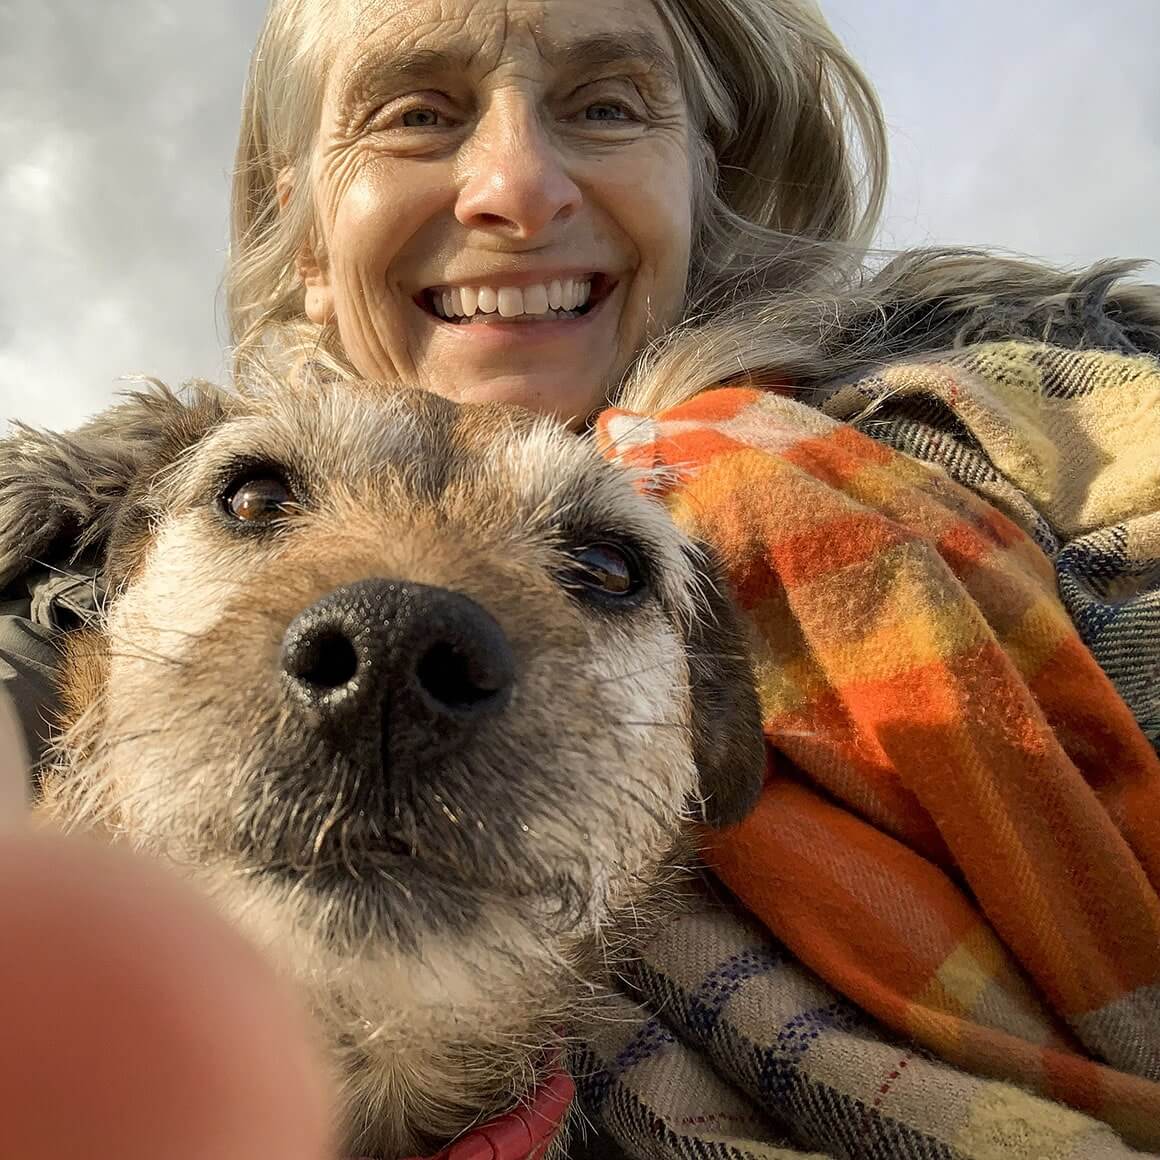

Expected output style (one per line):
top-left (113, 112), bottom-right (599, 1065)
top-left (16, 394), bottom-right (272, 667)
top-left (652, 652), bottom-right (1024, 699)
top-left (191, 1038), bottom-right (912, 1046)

top-left (417, 273), bottom-right (615, 326)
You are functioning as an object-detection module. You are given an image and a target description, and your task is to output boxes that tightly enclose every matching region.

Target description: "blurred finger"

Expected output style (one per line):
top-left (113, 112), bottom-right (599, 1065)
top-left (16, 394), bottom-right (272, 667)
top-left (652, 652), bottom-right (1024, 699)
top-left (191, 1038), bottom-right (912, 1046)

top-left (0, 833), bottom-right (336, 1159)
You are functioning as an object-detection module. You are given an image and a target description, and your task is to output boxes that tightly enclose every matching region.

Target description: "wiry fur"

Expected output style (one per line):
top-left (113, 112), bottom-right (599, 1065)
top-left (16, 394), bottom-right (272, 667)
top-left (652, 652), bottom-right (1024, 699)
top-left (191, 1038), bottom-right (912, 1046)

top-left (621, 250), bottom-right (1160, 414)
top-left (0, 382), bottom-right (225, 589)
top-left (9, 381), bottom-right (765, 1158)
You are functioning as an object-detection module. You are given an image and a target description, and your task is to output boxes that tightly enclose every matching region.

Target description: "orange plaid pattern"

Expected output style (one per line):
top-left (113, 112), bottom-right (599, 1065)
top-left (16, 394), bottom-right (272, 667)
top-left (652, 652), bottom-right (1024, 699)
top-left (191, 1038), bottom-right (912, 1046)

top-left (598, 387), bottom-right (1160, 1147)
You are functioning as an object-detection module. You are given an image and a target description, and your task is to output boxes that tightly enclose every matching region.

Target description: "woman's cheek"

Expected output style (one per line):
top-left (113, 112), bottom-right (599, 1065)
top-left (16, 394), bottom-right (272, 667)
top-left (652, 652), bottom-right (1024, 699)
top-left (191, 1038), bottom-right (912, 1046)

top-left (615, 140), bottom-right (693, 307)
top-left (323, 165), bottom-right (446, 372)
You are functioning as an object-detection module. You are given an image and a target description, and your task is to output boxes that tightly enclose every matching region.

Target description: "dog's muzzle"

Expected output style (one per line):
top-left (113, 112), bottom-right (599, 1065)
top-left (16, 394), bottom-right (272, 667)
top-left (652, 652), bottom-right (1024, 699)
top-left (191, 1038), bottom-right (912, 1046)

top-left (281, 578), bottom-right (516, 778)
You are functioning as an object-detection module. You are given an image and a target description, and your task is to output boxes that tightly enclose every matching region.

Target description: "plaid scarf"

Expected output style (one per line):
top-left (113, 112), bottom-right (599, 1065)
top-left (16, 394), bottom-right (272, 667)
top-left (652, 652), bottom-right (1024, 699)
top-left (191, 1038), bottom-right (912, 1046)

top-left (578, 341), bottom-right (1160, 1160)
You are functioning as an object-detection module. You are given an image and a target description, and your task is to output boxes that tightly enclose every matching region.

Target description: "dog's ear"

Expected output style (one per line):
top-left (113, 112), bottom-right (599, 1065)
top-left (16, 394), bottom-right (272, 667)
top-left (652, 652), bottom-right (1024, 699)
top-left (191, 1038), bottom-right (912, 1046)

top-left (684, 543), bottom-right (768, 828)
top-left (0, 382), bottom-right (228, 590)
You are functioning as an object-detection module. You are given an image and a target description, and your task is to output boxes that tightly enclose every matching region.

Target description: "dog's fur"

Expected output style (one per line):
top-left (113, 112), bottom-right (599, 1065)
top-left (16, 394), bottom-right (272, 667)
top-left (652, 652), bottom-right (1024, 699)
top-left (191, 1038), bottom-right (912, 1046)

top-left (3, 380), bottom-right (764, 1158)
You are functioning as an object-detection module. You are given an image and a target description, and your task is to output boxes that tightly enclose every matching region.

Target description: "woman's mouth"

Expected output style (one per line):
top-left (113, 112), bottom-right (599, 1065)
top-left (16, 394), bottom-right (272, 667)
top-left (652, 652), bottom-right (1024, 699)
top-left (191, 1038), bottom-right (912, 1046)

top-left (419, 274), bottom-right (612, 324)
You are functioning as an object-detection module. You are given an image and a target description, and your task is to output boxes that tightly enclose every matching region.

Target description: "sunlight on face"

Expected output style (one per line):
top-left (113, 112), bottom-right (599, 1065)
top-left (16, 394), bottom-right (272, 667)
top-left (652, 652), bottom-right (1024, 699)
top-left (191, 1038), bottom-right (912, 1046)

top-left (300, 0), bottom-right (693, 425)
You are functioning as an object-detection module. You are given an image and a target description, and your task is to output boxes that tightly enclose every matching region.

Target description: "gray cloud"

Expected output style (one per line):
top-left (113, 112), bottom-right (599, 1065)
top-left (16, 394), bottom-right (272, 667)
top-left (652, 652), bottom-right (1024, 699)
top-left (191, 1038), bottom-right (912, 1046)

top-left (1, 0), bottom-right (266, 426)
top-left (2, 0), bottom-right (1158, 429)
top-left (824, 0), bottom-right (1160, 265)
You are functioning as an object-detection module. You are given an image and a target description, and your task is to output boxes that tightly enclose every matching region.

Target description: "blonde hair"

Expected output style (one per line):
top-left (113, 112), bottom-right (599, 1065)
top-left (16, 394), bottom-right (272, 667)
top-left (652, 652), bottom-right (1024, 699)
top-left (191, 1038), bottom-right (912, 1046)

top-left (226, 0), bottom-right (889, 382)
top-left (654, 0), bottom-right (885, 311)
top-left (228, 0), bottom-right (341, 378)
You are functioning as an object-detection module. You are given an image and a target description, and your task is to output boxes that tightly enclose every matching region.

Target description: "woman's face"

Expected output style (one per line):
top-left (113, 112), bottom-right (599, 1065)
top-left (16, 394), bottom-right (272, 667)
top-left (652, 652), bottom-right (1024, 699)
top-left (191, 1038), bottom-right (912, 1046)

top-left (299, 0), bottom-right (693, 424)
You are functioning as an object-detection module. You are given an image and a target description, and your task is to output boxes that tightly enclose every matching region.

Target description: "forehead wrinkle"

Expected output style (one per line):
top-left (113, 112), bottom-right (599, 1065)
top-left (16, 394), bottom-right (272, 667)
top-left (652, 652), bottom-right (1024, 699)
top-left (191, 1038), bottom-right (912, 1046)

top-left (332, 5), bottom-right (501, 101)
top-left (333, 5), bottom-right (680, 100)
top-left (534, 30), bottom-right (681, 89)
top-left (337, 43), bottom-right (472, 100)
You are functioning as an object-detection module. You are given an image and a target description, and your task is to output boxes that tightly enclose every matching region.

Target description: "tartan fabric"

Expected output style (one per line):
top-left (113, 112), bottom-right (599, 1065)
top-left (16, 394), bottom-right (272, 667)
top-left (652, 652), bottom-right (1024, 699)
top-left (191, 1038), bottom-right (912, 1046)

top-left (575, 881), bottom-right (1153, 1160)
top-left (586, 342), bottom-right (1160, 1159)
top-left (818, 343), bottom-right (1160, 749)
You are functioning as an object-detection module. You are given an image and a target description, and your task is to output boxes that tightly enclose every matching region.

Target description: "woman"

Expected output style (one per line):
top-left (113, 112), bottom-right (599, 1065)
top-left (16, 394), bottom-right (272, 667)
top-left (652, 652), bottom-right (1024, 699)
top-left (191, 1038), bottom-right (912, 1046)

top-left (3, 0), bottom-right (1158, 1157)
top-left (226, 0), bottom-right (888, 422)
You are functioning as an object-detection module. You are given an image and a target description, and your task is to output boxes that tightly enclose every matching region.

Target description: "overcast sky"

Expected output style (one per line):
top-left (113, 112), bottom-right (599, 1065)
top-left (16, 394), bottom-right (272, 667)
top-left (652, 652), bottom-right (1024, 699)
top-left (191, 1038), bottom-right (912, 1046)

top-left (2, 1), bottom-right (1158, 429)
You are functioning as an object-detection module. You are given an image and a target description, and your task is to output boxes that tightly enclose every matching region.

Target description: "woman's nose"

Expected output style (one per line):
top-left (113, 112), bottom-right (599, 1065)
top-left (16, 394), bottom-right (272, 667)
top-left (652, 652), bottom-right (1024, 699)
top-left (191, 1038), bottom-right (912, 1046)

top-left (454, 100), bottom-right (582, 239)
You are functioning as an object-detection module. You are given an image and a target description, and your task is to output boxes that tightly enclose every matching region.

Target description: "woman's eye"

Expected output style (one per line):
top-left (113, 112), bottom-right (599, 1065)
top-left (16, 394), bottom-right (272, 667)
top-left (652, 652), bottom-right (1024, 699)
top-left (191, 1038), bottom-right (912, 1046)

top-left (223, 477), bottom-right (296, 524)
top-left (400, 107), bottom-right (443, 128)
top-left (562, 543), bottom-right (645, 600)
top-left (584, 102), bottom-right (633, 123)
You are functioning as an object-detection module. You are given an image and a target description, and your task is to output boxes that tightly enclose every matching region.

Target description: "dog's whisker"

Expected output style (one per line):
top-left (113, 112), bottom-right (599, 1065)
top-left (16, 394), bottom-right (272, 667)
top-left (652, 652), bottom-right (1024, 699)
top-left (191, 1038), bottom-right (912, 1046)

top-left (64, 644), bottom-right (188, 670)
top-left (611, 719), bottom-right (691, 731)
top-left (589, 659), bottom-right (675, 687)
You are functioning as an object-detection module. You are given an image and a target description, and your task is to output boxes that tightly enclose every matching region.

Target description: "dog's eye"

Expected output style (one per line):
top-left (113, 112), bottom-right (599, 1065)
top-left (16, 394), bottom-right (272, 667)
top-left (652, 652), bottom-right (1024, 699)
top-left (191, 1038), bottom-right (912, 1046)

top-left (223, 476), bottom-right (296, 523)
top-left (562, 543), bottom-right (644, 600)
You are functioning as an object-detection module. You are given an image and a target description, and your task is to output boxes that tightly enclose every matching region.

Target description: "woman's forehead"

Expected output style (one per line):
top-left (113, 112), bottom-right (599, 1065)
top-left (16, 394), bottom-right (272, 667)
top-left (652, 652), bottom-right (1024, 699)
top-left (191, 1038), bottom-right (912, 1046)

top-left (328, 0), bottom-right (679, 92)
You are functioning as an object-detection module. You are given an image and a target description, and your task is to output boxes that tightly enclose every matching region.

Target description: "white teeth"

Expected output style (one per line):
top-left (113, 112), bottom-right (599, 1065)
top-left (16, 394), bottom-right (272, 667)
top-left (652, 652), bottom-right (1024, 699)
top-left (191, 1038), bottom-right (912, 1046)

top-left (523, 284), bottom-right (550, 314)
top-left (429, 277), bottom-right (595, 320)
top-left (497, 287), bottom-right (523, 317)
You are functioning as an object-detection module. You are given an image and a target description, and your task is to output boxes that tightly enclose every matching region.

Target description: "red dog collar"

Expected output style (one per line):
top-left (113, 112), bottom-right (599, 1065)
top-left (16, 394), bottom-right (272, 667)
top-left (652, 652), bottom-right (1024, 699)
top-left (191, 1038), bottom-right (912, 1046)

top-left (356, 1070), bottom-right (575, 1160)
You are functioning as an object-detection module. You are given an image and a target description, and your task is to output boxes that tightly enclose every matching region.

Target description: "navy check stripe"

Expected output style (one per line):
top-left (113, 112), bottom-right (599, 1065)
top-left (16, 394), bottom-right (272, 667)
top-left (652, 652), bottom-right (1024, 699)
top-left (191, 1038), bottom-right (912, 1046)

top-left (571, 1045), bottom-right (777, 1160)
top-left (685, 947), bottom-right (786, 1039)
top-left (750, 1001), bottom-right (859, 1107)
top-left (567, 1012), bottom-right (677, 1119)
top-left (615, 1017), bottom-right (676, 1072)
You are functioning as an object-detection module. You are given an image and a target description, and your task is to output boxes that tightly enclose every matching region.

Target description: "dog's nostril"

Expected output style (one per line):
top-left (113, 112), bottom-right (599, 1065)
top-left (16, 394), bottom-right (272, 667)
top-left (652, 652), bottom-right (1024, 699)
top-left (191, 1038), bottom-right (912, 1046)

top-left (416, 640), bottom-right (512, 713)
top-left (289, 629), bottom-right (360, 690)
top-left (284, 580), bottom-right (516, 740)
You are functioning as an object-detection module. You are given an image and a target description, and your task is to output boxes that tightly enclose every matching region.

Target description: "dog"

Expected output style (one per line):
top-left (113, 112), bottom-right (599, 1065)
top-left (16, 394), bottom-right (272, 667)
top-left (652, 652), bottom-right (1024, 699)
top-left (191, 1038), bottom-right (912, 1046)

top-left (2, 380), bottom-right (765, 1158)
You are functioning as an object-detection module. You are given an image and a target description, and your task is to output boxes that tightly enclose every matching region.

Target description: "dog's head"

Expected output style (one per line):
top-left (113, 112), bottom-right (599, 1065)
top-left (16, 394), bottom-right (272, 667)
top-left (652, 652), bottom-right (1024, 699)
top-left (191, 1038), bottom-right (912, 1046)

top-left (7, 380), bottom-right (764, 1155)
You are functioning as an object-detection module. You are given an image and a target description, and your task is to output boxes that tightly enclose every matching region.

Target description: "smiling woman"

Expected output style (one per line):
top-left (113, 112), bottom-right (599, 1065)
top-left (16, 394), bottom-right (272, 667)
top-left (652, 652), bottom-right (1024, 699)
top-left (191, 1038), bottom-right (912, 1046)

top-left (297, 4), bottom-right (694, 419)
top-left (229, 0), bottom-right (885, 422)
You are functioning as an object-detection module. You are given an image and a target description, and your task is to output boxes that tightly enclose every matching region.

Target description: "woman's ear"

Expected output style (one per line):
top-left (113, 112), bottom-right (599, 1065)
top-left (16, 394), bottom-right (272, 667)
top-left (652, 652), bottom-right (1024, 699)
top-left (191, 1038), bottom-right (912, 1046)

top-left (302, 271), bottom-right (335, 326)
top-left (0, 383), bottom-right (227, 591)
top-left (277, 167), bottom-right (335, 326)
top-left (683, 543), bottom-right (768, 828)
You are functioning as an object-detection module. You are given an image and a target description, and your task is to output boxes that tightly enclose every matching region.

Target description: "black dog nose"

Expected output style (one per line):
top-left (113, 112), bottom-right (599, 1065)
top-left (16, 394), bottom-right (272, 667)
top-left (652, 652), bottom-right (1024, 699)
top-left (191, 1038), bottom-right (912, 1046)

top-left (281, 580), bottom-right (515, 747)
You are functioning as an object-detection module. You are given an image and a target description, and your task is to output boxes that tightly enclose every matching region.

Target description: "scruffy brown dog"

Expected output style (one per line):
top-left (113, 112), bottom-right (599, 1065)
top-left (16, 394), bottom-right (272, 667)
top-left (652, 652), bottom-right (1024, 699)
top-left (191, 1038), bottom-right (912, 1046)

top-left (3, 381), bottom-right (764, 1158)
